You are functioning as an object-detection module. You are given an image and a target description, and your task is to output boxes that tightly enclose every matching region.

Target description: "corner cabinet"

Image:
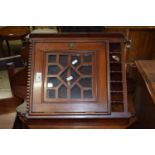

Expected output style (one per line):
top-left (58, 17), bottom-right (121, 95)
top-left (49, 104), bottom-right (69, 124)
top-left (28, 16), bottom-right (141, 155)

top-left (17, 33), bottom-right (135, 128)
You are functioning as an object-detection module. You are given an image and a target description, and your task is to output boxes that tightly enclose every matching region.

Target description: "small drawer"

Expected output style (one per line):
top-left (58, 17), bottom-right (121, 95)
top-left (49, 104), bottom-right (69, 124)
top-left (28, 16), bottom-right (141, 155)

top-left (110, 72), bottom-right (122, 81)
top-left (109, 43), bottom-right (121, 53)
top-left (111, 82), bottom-right (123, 91)
top-left (111, 92), bottom-right (123, 101)
top-left (110, 63), bottom-right (122, 71)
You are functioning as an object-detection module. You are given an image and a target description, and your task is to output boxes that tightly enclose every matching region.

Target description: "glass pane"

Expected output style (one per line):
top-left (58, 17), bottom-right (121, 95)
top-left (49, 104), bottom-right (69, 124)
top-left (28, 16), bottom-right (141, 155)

top-left (58, 85), bottom-right (67, 98)
top-left (84, 90), bottom-right (92, 98)
top-left (47, 89), bottom-right (56, 98)
top-left (48, 77), bottom-right (60, 88)
top-left (60, 67), bottom-right (80, 85)
top-left (45, 51), bottom-right (96, 101)
top-left (79, 78), bottom-right (92, 87)
top-left (60, 68), bottom-right (68, 84)
top-left (71, 85), bottom-right (81, 98)
top-left (48, 65), bottom-right (61, 74)
top-left (70, 67), bottom-right (80, 84)
top-left (59, 55), bottom-right (68, 67)
top-left (48, 55), bottom-right (56, 63)
top-left (71, 55), bottom-right (81, 67)
top-left (78, 65), bottom-right (92, 75)
top-left (83, 54), bottom-right (92, 62)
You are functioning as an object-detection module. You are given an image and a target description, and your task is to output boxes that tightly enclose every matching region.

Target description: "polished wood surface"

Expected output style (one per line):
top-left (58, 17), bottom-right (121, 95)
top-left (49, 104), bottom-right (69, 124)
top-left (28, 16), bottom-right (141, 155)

top-left (105, 27), bottom-right (155, 95)
top-left (105, 27), bottom-right (155, 62)
top-left (30, 32), bottom-right (124, 38)
top-left (135, 60), bottom-right (155, 103)
top-left (0, 26), bottom-right (30, 40)
top-left (14, 33), bottom-right (136, 128)
top-left (27, 33), bottom-right (129, 118)
top-left (31, 42), bottom-right (109, 114)
top-left (16, 94), bottom-right (136, 129)
top-left (134, 60), bottom-right (155, 128)
top-left (127, 30), bottom-right (155, 61)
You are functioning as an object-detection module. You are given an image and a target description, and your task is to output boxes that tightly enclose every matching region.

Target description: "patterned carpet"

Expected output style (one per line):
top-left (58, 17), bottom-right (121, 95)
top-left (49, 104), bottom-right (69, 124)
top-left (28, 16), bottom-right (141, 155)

top-left (0, 70), bottom-right (12, 99)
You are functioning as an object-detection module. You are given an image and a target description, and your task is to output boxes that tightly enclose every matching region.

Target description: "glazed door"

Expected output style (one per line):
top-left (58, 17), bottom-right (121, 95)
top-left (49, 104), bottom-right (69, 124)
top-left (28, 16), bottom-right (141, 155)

top-left (30, 42), bottom-right (110, 115)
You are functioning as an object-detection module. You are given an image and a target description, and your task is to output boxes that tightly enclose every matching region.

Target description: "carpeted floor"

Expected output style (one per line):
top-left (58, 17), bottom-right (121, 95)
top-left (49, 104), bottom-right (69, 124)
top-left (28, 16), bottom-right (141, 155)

top-left (0, 70), bottom-right (12, 99)
top-left (0, 70), bottom-right (20, 129)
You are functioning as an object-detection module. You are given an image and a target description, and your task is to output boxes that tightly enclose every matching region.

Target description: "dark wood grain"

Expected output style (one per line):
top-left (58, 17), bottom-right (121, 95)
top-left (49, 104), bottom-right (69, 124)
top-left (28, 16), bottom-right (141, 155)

top-left (105, 27), bottom-right (155, 62)
top-left (0, 26), bottom-right (30, 40)
top-left (134, 60), bottom-right (155, 128)
top-left (135, 60), bottom-right (155, 104)
top-left (16, 33), bottom-right (135, 128)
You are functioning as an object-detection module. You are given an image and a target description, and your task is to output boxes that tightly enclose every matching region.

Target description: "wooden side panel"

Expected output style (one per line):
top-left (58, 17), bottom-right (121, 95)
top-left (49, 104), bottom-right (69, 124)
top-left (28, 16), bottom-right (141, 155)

top-left (127, 30), bottom-right (155, 61)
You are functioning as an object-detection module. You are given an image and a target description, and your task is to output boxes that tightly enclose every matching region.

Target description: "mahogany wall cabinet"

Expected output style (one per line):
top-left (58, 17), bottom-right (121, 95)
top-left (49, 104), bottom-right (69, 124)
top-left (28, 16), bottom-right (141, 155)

top-left (17, 33), bottom-right (135, 128)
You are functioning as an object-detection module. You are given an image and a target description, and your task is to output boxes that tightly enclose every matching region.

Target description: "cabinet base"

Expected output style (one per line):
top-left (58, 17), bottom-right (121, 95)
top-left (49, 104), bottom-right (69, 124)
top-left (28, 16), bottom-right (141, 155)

top-left (14, 114), bottom-right (136, 129)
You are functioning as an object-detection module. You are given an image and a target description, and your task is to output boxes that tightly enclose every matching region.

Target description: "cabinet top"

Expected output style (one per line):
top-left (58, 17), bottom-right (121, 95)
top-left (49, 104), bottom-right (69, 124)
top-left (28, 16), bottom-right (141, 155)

top-left (30, 32), bottom-right (125, 41)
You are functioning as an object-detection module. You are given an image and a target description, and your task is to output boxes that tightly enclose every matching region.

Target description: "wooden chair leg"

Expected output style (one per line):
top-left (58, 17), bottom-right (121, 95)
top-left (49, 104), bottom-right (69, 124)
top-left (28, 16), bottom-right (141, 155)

top-left (0, 39), bottom-right (7, 57)
top-left (0, 39), bottom-right (3, 55)
top-left (6, 62), bottom-right (15, 89)
top-left (5, 40), bottom-right (11, 56)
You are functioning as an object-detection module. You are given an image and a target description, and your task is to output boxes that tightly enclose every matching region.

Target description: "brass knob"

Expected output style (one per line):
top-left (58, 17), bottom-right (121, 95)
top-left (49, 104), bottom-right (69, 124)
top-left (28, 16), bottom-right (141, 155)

top-left (126, 40), bottom-right (132, 48)
top-left (68, 43), bottom-right (75, 49)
